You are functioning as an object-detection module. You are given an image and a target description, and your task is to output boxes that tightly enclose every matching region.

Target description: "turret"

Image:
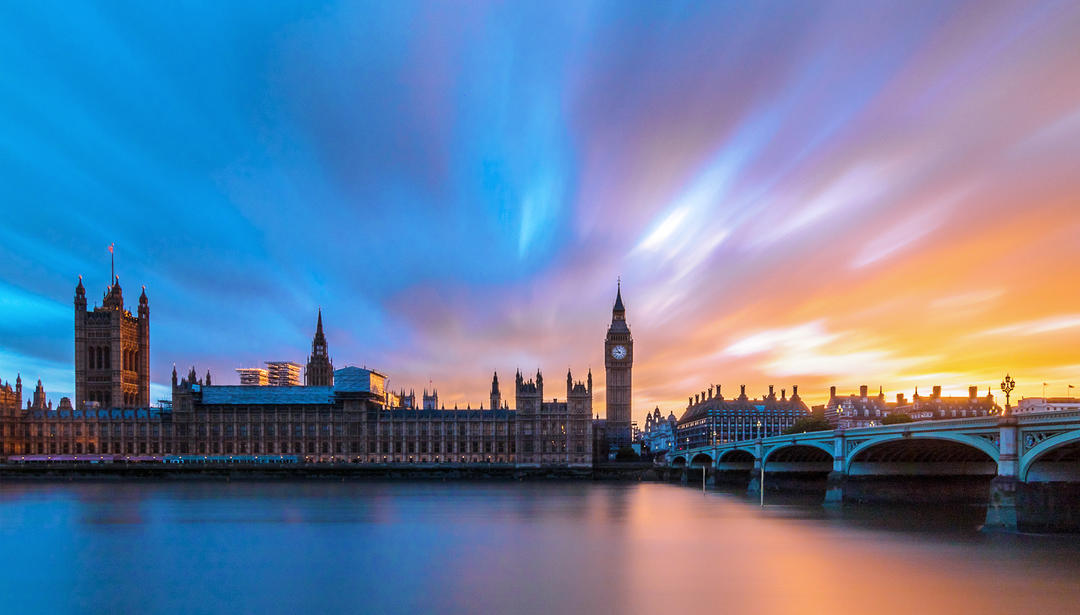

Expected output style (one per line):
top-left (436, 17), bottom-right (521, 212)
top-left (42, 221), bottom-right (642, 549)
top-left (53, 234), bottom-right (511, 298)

top-left (171, 365), bottom-right (178, 389)
top-left (490, 371), bottom-right (501, 411)
top-left (205, 370), bottom-right (212, 386)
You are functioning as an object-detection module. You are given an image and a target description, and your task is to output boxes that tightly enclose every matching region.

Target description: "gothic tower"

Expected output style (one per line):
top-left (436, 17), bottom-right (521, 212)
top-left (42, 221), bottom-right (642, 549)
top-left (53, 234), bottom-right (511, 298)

top-left (604, 281), bottom-right (633, 447)
top-left (305, 309), bottom-right (334, 386)
top-left (490, 371), bottom-right (501, 411)
top-left (74, 270), bottom-right (150, 410)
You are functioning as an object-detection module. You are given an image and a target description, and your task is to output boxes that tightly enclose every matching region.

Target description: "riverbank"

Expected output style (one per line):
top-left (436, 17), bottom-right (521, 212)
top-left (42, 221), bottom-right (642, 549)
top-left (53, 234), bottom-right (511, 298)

top-left (0, 462), bottom-right (660, 481)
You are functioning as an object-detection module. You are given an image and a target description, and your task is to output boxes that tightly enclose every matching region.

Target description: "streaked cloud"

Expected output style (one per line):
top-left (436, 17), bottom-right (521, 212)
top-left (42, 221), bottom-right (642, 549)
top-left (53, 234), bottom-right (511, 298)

top-left (0, 0), bottom-right (1078, 418)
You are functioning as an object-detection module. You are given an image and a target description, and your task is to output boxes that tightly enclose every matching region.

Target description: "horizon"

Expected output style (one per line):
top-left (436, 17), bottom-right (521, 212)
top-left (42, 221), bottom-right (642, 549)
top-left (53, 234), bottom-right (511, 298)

top-left (2, 1), bottom-right (1079, 423)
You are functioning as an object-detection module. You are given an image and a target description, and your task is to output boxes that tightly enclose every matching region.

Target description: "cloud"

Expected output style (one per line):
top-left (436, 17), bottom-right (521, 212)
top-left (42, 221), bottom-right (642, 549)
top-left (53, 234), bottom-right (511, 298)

top-left (978, 315), bottom-right (1080, 337)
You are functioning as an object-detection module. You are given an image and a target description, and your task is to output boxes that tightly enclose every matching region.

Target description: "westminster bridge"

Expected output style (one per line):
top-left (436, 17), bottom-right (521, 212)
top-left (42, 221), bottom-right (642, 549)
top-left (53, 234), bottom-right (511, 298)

top-left (667, 410), bottom-right (1080, 532)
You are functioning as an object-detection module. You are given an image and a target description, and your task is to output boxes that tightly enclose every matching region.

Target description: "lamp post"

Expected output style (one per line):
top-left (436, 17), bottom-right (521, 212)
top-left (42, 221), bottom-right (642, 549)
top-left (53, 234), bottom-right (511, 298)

top-left (1001, 374), bottom-right (1016, 415)
top-left (757, 419), bottom-right (764, 507)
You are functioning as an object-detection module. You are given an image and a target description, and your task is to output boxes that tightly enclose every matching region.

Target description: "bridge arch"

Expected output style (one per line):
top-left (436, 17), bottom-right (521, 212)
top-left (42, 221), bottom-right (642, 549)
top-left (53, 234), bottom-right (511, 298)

top-left (1020, 430), bottom-right (1080, 482)
top-left (670, 455), bottom-right (687, 468)
top-left (718, 448), bottom-right (756, 463)
top-left (763, 441), bottom-right (834, 464)
top-left (689, 453), bottom-right (713, 468)
top-left (845, 434), bottom-right (997, 476)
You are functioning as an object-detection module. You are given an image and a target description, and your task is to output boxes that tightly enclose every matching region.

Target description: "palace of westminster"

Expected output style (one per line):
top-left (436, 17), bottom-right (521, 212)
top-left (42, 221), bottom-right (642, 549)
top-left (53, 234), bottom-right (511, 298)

top-left (0, 271), bottom-right (646, 466)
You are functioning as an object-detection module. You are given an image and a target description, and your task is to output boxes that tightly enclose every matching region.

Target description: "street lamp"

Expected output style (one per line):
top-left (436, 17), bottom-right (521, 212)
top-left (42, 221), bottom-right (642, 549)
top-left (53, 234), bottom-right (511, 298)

top-left (1001, 374), bottom-right (1016, 415)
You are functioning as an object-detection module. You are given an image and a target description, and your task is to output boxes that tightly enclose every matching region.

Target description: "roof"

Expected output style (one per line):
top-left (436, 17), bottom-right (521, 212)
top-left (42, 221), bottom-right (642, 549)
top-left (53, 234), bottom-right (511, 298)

top-left (200, 386), bottom-right (335, 405)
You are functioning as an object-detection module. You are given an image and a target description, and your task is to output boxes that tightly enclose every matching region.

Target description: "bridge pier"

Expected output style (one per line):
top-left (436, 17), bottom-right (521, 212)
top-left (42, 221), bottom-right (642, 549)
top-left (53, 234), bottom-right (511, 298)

top-left (825, 433), bottom-right (847, 505)
top-left (746, 441), bottom-right (764, 496)
top-left (985, 415), bottom-right (1020, 532)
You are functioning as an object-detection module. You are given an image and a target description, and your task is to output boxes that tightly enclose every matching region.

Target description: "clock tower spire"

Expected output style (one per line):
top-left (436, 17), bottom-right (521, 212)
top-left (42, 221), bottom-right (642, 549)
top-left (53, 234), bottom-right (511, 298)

top-left (604, 279), bottom-right (633, 451)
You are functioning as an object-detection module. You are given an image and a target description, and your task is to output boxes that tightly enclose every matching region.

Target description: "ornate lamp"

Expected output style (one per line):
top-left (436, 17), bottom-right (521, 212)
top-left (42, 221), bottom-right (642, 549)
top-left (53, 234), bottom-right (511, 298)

top-left (1000, 374), bottom-right (1016, 415)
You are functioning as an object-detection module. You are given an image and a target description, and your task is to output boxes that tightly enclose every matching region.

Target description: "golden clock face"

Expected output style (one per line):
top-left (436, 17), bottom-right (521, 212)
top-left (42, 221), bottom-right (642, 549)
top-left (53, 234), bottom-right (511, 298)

top-left (611, 345), bottom-right (627, 360)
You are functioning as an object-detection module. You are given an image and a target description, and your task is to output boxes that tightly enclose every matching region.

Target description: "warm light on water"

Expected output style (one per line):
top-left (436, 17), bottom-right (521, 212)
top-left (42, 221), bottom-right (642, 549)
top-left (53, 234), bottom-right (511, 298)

top-left (2, 481), bottom-right (1078, 614)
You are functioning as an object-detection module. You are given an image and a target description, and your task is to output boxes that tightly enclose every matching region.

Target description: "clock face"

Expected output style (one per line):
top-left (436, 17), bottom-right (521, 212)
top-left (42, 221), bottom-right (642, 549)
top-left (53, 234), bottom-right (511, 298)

top-left (611, 345), bottom-right (627, 360)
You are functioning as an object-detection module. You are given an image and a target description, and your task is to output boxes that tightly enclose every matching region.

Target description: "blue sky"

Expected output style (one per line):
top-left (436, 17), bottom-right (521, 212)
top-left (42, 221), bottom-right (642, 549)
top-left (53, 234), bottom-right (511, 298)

top-left (2, 1), bottom-right (1079, 419)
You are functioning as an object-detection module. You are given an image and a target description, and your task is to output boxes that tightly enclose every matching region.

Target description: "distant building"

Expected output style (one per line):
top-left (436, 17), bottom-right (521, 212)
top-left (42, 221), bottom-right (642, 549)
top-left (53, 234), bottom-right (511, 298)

top-left (825, 385), bottom-right (999, 428)
top-left (235, 368), bottom-right (269, 386)
top-left (675, 385), bottom-right (810, 451)
top-left (304, 309), bottom-right (334, 386)
top-left (642, 407), bottom-right (677, 462)
top-left (74, 274), bottom-right (150, 409)
top-left (1016, 397), bottom-right (1080, 414)
top-left (265, 361), bottom-right (302, 386)
top-left (0, 375), bottom-right (23, 455)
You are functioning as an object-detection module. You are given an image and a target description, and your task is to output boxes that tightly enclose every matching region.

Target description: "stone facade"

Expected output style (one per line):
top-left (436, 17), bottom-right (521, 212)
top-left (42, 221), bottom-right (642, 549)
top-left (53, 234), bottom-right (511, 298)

top-left (304, 309), bottom-right (334, 386)
top-left (604, 283), bottom-right (633, 448)
top-left (824, 385), bottom-right (999, 428)
top-left (74, 275), bottom-right (150, 409)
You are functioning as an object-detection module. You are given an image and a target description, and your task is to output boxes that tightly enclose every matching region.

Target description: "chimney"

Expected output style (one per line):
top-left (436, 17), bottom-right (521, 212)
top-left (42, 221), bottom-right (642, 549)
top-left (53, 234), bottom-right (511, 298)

top-left (933, 386), bottom-right (942, 398)
top-left (829, 386), bottom-right (836, 399)
top-left (896, 393), bottom-right (905, 404)
top-left (768, 385), bottom-right (775, 398)
top-left (792, 385), bottom-right (799, 398)
top-left (860, 385), bottom-right (868, 399)
top-left (969, 386), bottom-right (977, 399)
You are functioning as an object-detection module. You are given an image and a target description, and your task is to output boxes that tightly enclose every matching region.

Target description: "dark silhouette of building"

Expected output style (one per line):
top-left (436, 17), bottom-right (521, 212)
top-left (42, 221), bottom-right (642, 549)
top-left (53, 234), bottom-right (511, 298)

top-left (605, 281), bottom-right (633, 449)
top-left (74, 274), bottom-right (150, 409)
top-left (305, 309), bottom-right (334, 386)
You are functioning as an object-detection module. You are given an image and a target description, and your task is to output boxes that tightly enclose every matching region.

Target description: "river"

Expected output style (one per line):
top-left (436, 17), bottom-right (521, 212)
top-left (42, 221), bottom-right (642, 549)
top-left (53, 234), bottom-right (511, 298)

top-left (1, 481), bottom-right (1078, 614)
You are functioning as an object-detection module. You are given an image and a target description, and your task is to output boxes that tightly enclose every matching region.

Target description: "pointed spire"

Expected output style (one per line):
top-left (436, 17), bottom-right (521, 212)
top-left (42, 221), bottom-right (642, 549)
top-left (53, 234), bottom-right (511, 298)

top-left (613, 278), bottom-right (625, 314)
top-left (316, 307), bottom-right (324, 337)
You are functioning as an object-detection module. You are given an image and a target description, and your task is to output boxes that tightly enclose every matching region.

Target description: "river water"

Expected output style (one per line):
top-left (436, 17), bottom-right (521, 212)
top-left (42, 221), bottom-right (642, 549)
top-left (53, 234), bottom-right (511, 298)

top-left (1, 481), bottom-right (1078, 614)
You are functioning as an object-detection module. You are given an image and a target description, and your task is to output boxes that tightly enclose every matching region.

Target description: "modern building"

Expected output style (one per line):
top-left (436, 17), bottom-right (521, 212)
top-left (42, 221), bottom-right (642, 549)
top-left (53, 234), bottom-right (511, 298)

top-left (265, 361), bottom-right (302, 386)
top-left (74, 274), bottom-right (150, 409)
top-left (235, 368), bottom-right (269, 386)
top-left (675, 385), bottom-right (810, 452)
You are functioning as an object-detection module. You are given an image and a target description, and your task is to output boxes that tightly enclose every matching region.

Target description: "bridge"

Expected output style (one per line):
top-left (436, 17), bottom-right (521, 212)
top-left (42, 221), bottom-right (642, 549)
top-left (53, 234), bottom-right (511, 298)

top-left (667, 410), bottom-right (1080, 532)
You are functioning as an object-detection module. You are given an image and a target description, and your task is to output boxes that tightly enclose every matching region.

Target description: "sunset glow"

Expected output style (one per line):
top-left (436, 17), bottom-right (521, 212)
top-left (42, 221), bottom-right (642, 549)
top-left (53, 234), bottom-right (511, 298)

top-left (1, 1), bottom-right (1078, 423)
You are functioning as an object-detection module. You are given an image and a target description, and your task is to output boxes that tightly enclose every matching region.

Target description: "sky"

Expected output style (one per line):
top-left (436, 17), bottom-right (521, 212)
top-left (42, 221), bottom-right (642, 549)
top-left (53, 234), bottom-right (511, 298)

top-left (1, 1), bottom-right (1079, 423)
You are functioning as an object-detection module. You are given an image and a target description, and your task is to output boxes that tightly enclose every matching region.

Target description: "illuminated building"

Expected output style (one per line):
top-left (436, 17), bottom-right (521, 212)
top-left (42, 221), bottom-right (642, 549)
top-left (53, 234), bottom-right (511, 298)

top-left (235, 368), bottom-right (269, 385)
top-left (675, 385), bottom-right (810, 451)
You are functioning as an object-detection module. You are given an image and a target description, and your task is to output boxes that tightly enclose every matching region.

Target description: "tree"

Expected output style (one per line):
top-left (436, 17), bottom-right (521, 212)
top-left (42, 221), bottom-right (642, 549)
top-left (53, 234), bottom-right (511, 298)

top-left (783, 417), bottom-right (833, 435)
top-left (615, 446), bottom-right (640, 461)
top-left (882, 413), bottom-right (914, 425)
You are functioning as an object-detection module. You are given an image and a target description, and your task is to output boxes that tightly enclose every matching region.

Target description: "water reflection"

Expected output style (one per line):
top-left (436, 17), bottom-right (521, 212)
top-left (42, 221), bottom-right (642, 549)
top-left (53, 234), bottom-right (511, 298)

top-left (1, 481), bottom-right (1078, 615)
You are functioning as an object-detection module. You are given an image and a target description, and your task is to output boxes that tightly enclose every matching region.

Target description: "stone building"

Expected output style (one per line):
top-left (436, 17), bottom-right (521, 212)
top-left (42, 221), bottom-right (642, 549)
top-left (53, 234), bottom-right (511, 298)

top-left (642, 407), bottom-right (677, 461)
top-left (3, 273), bottom-right (604, 467)
top-left (604, 282), bottom-right (633, 449)
top-left (304, 309), bottom-right (334, 386)
top-left (74, 274), bottom-right (150, 409)
top-left (675, 384), bottom-right (810, 451)
top-left (824, 385), bottom-right (999, 428)
top-left (0, 375), bottom-right (23, 455)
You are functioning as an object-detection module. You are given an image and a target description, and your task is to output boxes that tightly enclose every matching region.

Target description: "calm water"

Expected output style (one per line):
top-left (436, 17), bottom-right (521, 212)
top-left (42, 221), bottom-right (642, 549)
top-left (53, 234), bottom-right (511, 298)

top-left (2, 481), bottom-right (1079, 615)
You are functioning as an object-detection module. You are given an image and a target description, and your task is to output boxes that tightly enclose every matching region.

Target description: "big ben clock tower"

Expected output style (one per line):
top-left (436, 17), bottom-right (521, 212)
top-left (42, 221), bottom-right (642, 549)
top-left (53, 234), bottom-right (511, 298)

top-left (605, 280), bottom-right (633, 448)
